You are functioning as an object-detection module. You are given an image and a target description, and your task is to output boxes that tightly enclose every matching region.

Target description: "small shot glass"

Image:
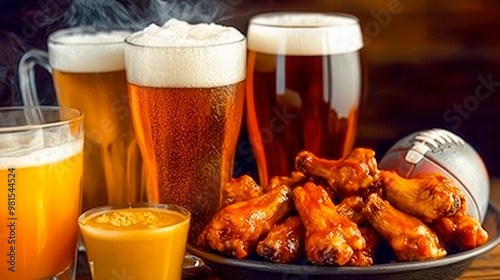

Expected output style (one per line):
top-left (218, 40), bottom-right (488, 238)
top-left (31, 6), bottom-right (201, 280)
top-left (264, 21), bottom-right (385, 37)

top-left (78, 203), bottom-right (190, 280)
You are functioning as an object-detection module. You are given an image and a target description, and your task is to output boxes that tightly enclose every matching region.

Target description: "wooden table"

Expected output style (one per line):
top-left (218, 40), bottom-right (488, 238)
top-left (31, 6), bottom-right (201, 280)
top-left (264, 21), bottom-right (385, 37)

top-left (76, 179), bottom-right (500, 280)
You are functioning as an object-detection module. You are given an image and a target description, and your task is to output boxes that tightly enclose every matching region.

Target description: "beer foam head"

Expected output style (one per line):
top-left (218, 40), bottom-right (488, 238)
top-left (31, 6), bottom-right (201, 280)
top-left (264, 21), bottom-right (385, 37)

top-left (247, 12), bottom-right (363, 55)
top-left (49, 29), bottom-right (130, 73)
top-left (125, 19), bottom-right (246, 88)
top-left (0, 131), bottom-right (83, 169)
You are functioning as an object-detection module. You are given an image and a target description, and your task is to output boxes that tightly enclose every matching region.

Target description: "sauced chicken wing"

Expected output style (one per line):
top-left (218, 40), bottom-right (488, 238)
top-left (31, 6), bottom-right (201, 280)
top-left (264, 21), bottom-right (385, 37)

top-left (363, 193), bottom-right (447, 261)
top-left (346, 226), bottom-right (382, 266)
top-left (265, 171), bottom-right (308, 193)
top-left (196, 184), bottom-right (293, 259)
top-left (295, 148), bottom-right (379, 198)
top-left (378, 170), bottom-right (464, 223)
top-left (431, 211), bottom-right (489, 253)
top-left (335, 196), bottom-right (381, 266)
top-left (221, 175), bottom-right (263, 207)
top-left (336, 195), bottom-right (367, 225)
top-left (256, 215), bottom-right (305, 264)
top-left (293, 182), bottom-right (366, 266)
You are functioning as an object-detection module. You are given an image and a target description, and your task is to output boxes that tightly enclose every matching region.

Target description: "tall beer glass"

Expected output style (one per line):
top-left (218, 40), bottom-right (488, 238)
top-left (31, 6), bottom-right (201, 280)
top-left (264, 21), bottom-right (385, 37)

top-left (0, 106), bottom-right (84, 280)
top-left (246, 12), bottom-right (364, 186)
top-left (125, 19), bottom-right (246, 241)
top-left (18, 27), bottom-right (145, 211)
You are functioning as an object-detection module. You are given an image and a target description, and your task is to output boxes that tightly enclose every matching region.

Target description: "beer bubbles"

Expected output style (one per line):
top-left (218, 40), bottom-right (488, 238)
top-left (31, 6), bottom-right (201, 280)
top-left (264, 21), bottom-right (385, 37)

top-left (125, 19), bottom-right (246, 241)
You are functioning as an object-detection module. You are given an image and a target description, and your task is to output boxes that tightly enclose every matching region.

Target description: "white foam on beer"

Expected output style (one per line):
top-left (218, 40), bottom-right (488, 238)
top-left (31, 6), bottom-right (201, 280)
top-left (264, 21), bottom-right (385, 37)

top-left (0, 131), bottom-right (83, 169)
top-left (49, 30), bottom-right (130, 73)
top-left (125, 19), bottom-right (246, 88)
top-left (247, 13), bottom-right (363, 55)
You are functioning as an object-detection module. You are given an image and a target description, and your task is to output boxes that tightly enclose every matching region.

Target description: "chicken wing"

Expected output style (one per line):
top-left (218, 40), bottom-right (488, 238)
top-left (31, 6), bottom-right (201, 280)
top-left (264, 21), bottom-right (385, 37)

top-left (363, 192), bottom-right (447, 261)
top-left (346, 226), bottom-right (382, 266)
top-left (335, 196), bottom-right (381, 266)
top-left (293, 182), bottom-right (366, 266)
top-left (221, 174), bottom-right (263, 208)
top-left (378, 170), bottom-right (464, 223)
top-left (265, 171), bottom-right (308, 193)
top-left (196, 184), bottom-right (293, 259)
top-left (431, 211), bottom-right (489, 253)
top-left (256, 215), bottom-right (305, 264)
top-left (295, 148), bottom-right (379, 198)
top-left (336, 195), bottom-right (367, 225)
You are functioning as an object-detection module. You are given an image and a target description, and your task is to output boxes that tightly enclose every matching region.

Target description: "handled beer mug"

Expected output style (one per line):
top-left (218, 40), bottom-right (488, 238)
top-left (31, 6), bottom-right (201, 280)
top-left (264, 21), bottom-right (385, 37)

top-left (18, 27), bottom-right (145, 211)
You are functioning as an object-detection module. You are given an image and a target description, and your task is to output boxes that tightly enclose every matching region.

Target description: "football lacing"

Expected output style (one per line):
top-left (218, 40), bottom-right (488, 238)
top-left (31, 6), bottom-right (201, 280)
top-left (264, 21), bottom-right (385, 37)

top-left (412, 128), bottom-right (464, 152)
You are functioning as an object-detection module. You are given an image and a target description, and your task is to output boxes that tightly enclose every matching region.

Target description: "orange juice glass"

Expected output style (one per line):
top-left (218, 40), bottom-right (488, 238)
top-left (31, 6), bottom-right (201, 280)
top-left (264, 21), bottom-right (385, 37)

top-left (0, 106), bottom-right (84, 280)
top-left (78, 203), bottom-right (190, 280)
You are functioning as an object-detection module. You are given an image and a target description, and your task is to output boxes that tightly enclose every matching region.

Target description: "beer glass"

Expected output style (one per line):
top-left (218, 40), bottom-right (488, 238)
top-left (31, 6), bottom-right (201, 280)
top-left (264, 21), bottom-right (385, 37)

top-left (0, 106), bottom-right (84, 280)
top-left (18, 27), bottom-right (145, 211)
top-left (246, 12), bottom-right (364, 186)
top-left (125, 19), bottom-right (246, 241)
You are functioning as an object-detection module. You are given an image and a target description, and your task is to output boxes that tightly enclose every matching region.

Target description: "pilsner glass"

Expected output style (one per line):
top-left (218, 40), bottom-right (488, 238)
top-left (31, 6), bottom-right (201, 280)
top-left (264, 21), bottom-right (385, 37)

top-left (125, 19), bottom-right (246, 241)
top-left (0, 106), bottom-right (84, 279)
top-left (18, 27), bottom-right (145, 211)
top-left (246, 12), bottom-right (364, 186)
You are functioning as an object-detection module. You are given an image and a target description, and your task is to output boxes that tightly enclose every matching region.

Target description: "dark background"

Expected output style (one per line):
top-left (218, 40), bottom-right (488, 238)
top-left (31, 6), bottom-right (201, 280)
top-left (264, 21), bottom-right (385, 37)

top-left (1, 0), bottom-right (499, 179)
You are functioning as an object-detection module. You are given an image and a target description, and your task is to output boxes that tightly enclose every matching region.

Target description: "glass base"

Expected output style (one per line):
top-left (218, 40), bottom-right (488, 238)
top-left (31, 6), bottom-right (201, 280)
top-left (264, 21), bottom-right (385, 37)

top-left (49, 267), bottom-right (76, 280)
top-left (182, 253), bottom-right (206, 278)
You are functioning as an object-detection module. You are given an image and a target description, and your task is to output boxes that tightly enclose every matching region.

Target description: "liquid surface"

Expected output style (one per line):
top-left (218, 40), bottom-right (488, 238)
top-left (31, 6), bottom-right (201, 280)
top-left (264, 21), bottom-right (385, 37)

top-left (82, 208), bottom-right (186, 231)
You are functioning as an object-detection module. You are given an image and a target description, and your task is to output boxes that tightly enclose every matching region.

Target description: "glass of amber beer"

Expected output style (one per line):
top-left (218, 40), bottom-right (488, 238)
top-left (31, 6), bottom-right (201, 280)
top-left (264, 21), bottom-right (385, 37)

top-left (246, 12), bottom-right (364, 186)
top-left (125, 19), bottom-right (246, 241)
top-left (0, 106), bottom-right (84, 280)
top-left (18, 27), bottom-right (145, 211)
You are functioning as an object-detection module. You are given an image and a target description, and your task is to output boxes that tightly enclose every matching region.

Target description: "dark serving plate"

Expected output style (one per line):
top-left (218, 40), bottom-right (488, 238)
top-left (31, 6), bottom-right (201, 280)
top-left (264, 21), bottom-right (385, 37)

top-left (187, 203), bottom-right (500, 280)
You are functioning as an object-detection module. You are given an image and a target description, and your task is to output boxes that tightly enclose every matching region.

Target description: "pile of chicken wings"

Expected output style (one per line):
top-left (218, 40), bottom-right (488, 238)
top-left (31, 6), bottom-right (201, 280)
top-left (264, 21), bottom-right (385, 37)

top-left (196, 148), bottom-right (489, 266)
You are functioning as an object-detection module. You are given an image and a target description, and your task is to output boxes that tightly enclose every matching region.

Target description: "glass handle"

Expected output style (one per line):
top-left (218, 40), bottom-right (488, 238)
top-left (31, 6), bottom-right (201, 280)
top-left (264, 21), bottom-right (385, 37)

top-left (18, 49), bottom-right (51, 106)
